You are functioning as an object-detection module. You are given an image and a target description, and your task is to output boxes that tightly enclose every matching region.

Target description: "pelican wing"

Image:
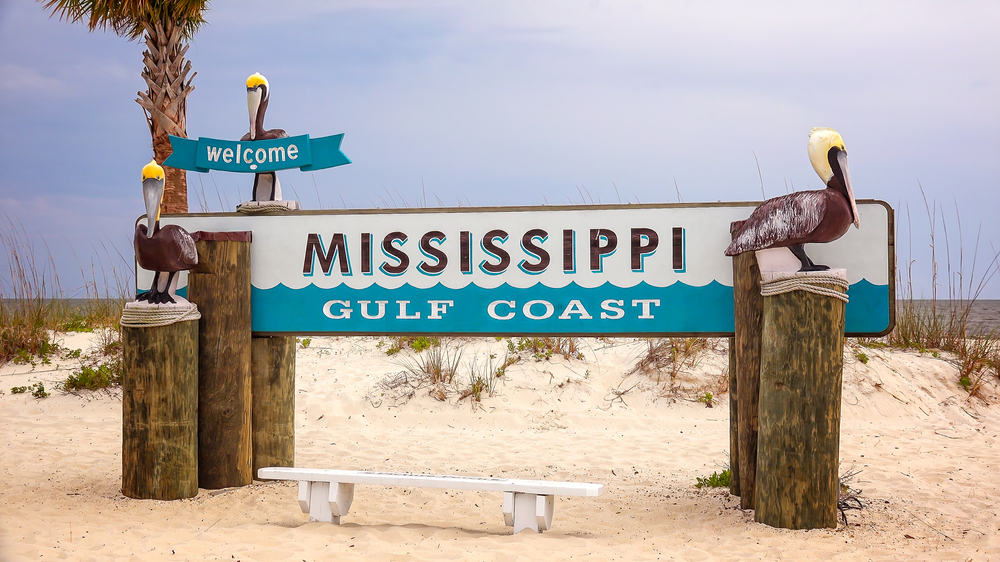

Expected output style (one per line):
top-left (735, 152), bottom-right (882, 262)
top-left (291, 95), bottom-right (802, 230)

top-left (725, 191), bottom-right (827, 255)
top-left (174, 228), bottom-right (199, 267)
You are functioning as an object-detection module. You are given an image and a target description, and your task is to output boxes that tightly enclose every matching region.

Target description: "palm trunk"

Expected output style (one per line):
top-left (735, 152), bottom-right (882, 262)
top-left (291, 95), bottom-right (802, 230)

top-left (135, 21), bottom-right (196, 214)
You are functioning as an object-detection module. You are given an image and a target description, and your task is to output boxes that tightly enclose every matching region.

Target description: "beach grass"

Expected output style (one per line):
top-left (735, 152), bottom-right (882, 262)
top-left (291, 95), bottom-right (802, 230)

top-left (878, 191), bottom-right (1000, 394)
top-left (1, 217), bottom-right (128, 375)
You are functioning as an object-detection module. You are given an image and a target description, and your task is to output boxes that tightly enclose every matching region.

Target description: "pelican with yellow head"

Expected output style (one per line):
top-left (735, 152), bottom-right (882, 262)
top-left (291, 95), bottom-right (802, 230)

top-left (725, 127), bottom-right (860, 271)
top-left (134, 160), bottom-right (199, 304)
top-left (242, 72), bottom-right (288, 202)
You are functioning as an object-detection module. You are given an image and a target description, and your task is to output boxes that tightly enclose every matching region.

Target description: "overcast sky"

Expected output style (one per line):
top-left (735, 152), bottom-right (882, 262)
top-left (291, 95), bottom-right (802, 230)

top-left (1, 0), bottom-right (998, 299)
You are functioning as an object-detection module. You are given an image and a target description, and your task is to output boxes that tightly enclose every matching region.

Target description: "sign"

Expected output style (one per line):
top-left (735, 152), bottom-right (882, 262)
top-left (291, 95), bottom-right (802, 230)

top-left (163, 134), bottom-right (351, 173)
top-left (138, 201), bottom-right (894, 337)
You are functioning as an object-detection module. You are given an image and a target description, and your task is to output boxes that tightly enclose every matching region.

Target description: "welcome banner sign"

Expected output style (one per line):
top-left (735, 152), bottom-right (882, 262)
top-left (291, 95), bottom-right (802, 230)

top-left (138, 201), bottom-right (894, 336)
top-left (163, 134), bottom-right (351, 173)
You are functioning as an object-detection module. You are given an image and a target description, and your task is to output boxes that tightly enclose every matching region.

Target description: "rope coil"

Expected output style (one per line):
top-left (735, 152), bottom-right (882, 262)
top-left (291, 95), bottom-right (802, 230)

top-left (760, 273), bottom-right (850, 303)
top-left (236, 201), bottom-right (300, 215)
top-left (120, 302), bottom-right (201, 328)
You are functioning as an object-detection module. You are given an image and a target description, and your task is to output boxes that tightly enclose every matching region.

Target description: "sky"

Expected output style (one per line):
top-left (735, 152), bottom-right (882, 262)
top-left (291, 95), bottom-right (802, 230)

top-left (1, 0), bottom-right (998, 299)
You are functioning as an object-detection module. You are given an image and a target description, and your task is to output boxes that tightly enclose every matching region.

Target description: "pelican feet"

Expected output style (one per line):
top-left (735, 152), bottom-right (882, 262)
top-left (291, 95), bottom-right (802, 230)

top-left (789, 244), bottom-right (831, 272)
top-left (135, 291), bottom-right (178, 304)
top-left (799, 264), bottom-right (831, 272)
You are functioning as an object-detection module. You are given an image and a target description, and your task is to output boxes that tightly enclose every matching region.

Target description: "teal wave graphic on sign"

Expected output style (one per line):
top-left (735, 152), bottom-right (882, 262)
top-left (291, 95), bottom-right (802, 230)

top-left (247, 280), bottom-right (890, 336)
top-left (163, 134), bottom-right (350, 173)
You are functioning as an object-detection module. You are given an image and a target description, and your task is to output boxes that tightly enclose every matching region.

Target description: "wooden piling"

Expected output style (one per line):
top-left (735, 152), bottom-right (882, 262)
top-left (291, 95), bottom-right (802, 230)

top-left (122, 319), bottom-right (199, 500)
top-left (731, 249), bottom-right (763, 509)
top-left (188, 231), bottom-right (253, 489)
top-left (754, 281), bottom-right (846, 529)
top-left (727, 336), bottom-right (740, 497)
top-left (251, 335), bottom-right (296, 477)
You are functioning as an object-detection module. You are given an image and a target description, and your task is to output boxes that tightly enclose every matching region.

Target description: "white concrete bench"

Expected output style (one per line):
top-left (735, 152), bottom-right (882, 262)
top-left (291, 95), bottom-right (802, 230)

top-left (258, 467), bottom-right (604, 533)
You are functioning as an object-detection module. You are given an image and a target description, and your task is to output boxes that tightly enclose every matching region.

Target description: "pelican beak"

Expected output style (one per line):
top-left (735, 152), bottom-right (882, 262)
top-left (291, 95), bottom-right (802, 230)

top-left (141, 160), bottom-right (165, 238)
top-left (247, 86), bottom-right (262, 140)
top-left (837, 149), bottom-right (861, 229)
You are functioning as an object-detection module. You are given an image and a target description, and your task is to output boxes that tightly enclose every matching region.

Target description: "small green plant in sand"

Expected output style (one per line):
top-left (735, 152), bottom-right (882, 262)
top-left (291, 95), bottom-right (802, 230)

top-left (11, 382), bottom-right (49, 399)
top-left (62, 360), bottom-right (123, 391)
top-left (385, 336), bottom-right (440, 356)
top-left (854, 350), bottom-right (869, 365)
top-left (60, 315), bottom-right (94, 333)
top-left (697, 392), bottom-right (716, 408)
top-left (298, 338), bottom-right (312, 348)
top-left (695, 469), bottom-right (730, 488)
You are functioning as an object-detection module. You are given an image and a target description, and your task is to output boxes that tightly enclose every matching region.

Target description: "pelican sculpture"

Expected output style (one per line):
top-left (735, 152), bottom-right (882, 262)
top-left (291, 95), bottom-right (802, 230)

top-left (725, 127), bottom-right (860, 271)
top-left (242, 72), bottom-right (286, 201)
top-left (134, 160), bottom-right (199, 304)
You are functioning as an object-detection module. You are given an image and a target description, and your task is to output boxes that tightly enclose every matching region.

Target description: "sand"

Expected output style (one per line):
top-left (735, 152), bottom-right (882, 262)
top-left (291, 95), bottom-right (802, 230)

top-left (1, 333), bottom-right (998, 561)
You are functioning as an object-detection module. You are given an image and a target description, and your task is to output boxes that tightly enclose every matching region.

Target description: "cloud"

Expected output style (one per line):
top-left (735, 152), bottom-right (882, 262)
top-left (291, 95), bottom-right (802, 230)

top-left (0, 64), bottom-right (68, 96)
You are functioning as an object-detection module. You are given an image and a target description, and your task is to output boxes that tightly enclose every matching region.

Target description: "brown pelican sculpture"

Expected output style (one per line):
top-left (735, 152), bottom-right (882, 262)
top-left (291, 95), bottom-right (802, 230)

top-left (134, 160), bottom-right (199, 304)
top-left (241, 72), bottom-right (287, 201)
top-left (725, 127), bottom-right (860, 271)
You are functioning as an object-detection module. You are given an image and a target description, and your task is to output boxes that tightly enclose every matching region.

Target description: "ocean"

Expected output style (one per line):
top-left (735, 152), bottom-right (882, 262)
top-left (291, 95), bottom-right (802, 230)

top-left (903, 300), bottom-right (1000, 334)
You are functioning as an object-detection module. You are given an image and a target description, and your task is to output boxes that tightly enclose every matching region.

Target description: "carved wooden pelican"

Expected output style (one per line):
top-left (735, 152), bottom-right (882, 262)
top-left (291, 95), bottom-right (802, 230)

top-left (725, 127), bottom-right (860, 271)
top-left (134, 160), bottom-right (199, 304)
top-left (241, 72), bottom-right (287, 201)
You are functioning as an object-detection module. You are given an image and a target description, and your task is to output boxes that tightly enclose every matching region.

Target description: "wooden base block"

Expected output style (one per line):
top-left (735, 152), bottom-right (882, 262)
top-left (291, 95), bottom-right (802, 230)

top-left (252, 335), bottom-right (296, 476)
top-left (122, 319), bottom-right (199, 500)
top-left (754, 285), bottom-right (845, 529)
top-left (188, 234), bottom-right (253, 489)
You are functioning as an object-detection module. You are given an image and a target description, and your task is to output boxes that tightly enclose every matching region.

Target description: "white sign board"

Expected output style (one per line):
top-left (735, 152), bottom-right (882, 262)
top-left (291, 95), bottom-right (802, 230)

top-left (139, 201), bottom-right (894, 336)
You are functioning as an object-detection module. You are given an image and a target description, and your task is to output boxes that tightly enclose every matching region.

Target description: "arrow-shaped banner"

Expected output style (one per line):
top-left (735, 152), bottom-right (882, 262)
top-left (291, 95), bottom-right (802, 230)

top-left (163, 134), bottom-right (351, 173)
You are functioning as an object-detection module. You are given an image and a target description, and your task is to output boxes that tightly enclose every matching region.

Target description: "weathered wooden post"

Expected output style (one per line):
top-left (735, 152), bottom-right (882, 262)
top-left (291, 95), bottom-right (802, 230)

top-left (731, 229), bottom-right (763, 509)
top-left (754, 271), bottom-right (847, 529)
top-left (251, 335), bottom-right (296, 476)
top-left (727, 336), bottom-right (740, 497)
top-left (188, 231), bottom-right (253, 489)
top-left (121, 309), bottom-right (200, 500)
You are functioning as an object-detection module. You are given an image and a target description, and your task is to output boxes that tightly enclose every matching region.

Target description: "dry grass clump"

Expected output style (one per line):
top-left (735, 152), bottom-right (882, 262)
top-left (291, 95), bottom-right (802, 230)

top-left (507, 337), bottom-right (585, 361)
top-left (370, 340), bottom-right (515, 407)
top-left (1, 220), bottom-right (62, 363)
top-left (382, 340), bottom-right (463, 403)
top-left (631, 338), bottom-right (712, 383)
top-left (627, 338), bottom-right (728, 402)
top-left (879, 191), bottom-right (1000, 399)
top-left (460, 352), bottom-right (511, 402)
top-left (837, 467), bottom-right (864, 525)
top-left (1, 217), bottom-right (128, 366)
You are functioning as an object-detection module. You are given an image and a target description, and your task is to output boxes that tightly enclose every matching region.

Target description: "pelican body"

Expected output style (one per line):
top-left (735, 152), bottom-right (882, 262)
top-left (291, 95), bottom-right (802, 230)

top-left (725, 128), bottom-right (860, 271)
top-left (241, 72), bottom-right (287, 202)
top-left (134, 160), bottom-right (199, 304)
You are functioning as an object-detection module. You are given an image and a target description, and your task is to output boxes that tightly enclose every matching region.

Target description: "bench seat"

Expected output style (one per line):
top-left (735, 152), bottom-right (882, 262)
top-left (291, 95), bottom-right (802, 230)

top-left (258, 467), bottom-right (604, 533)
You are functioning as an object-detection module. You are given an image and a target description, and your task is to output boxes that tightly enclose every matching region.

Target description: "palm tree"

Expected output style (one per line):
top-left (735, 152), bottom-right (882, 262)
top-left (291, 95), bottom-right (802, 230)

top-left (39, 0), bottom-right (209, 214)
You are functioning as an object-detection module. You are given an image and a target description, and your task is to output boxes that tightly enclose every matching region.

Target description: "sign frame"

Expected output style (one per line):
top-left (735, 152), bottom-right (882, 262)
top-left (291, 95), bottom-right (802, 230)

top-left (139, 200), bottom-right (895, 338)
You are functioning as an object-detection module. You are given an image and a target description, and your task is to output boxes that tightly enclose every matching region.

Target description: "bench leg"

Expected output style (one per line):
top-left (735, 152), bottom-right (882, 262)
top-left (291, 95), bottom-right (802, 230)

top-left (298, 481), bottom-right (354, 524)
top-left (503, 492), bottom-right (554, 533)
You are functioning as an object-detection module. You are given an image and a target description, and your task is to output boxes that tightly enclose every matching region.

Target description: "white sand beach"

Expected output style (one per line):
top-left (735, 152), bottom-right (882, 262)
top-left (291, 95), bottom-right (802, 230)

top-left (1, 334), bottom-right (998, 561)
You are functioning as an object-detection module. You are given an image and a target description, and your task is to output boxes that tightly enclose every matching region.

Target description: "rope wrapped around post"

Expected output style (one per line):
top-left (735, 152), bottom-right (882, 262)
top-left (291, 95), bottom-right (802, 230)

top-left (120, 302), bottom-right (202, 328)
top-left (759, 273), bottom-right (849, 303)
